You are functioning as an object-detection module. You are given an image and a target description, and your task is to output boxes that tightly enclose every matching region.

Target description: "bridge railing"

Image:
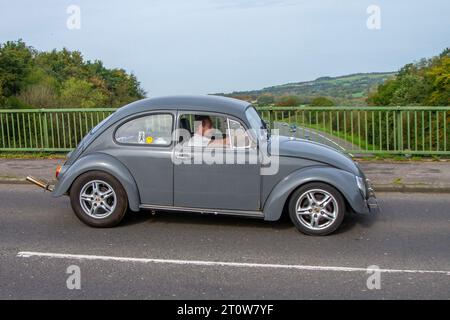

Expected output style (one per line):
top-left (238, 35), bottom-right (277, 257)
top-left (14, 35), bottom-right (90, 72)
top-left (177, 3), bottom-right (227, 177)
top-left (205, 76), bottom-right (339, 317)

top-left (0, 108), bottom-right (115, 152)
top-left (1, 106), bottom-right (449, 155)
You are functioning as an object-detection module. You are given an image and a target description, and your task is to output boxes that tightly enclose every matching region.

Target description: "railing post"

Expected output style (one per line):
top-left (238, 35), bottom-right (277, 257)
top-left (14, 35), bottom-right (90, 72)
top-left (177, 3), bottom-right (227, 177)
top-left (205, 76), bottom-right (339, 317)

top-left (42, 110), bottom-right (49, 149)
top-left (269, 109), bottom-right (274, 130)
top-left (395, 109), bottom-right (403, 152)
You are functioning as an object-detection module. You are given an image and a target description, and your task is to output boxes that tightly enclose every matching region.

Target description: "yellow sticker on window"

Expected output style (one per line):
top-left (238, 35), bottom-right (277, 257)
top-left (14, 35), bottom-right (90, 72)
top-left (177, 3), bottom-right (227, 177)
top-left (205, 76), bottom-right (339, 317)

top-left (146, 136), bottom-right (154, 144)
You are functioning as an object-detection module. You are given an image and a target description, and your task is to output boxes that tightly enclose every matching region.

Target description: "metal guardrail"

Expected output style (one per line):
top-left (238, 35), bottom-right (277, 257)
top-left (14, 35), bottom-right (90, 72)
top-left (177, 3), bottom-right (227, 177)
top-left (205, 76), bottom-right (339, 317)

top-left (258, 106), bottom-right (450, 155)
top-left (0, 106), bottom-right (449, 155)
top-left (0, 108), bottom-right (115, 152)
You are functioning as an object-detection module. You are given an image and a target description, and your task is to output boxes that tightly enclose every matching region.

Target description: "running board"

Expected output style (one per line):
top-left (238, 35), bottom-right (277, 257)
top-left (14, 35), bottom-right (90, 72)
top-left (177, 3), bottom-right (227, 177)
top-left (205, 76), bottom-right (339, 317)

top-left (139, 204), bottom-right (264, 218)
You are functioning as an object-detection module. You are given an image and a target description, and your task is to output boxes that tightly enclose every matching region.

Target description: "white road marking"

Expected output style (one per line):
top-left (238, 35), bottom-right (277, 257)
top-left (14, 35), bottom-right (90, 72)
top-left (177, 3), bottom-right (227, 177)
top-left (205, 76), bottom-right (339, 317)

top-left (278, 122), bottom-right (354, 157)
top-left (17, 251), bottom-right (450, 275)
top-left (300, 127), bottom-right (352, 154)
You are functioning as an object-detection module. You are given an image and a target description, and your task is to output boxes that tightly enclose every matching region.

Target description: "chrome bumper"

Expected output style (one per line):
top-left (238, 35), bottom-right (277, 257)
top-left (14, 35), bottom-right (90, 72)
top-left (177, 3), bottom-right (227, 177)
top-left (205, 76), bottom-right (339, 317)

top-left (366, 179), bottom-right (380, 214)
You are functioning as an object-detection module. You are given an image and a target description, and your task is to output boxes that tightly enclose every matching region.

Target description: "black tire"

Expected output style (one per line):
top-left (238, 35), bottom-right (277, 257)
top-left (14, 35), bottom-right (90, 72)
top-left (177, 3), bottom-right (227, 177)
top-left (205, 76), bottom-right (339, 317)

top-left (70, 171), bottom-right (128, 228)
top-left (288, 182), bottom-right (345, 236)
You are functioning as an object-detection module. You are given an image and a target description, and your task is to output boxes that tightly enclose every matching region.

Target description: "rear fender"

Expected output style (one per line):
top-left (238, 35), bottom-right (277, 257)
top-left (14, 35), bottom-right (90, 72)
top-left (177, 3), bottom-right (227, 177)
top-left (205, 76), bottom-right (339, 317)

top-left (52, 153), bottom-right (140, 212)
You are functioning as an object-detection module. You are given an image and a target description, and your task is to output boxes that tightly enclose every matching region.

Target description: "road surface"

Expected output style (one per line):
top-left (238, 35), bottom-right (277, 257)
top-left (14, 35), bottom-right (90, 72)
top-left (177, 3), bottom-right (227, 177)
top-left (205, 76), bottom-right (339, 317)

top-left (0, 185), bottom-right (449, 299)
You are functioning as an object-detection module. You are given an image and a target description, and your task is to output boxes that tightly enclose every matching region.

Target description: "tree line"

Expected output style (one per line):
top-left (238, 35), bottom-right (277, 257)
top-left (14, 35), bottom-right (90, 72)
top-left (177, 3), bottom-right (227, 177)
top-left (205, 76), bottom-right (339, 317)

top-left (367, 48), bottom-right (449, 106)
top-left (0, 40), bottom-right (146, 109)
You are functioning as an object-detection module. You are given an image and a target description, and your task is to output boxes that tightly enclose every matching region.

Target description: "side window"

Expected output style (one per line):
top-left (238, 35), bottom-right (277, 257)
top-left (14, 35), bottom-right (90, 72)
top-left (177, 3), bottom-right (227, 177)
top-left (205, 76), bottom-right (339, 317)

top-left (179, 113), bottom-right (230, 148)
top-left (228, 119), bottom-right (251, 149)
top-left (115, 114), bottom-right (173, 146)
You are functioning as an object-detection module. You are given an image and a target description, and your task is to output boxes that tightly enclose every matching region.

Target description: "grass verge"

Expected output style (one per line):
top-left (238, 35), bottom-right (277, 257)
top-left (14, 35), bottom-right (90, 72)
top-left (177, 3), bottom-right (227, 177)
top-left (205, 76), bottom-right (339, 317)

top-left (0, 152), bottom-right (67, 159)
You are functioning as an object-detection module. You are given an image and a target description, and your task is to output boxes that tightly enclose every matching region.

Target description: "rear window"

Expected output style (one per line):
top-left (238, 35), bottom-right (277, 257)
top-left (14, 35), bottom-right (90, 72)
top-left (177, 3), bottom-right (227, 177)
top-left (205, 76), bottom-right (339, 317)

top-left (115, 114), bottom-right (173, 146)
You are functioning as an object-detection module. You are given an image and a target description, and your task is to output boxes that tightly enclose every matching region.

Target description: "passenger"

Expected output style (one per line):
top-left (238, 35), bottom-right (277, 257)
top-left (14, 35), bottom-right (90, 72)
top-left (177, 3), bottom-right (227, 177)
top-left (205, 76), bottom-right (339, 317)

top-left (187, 116), bottom-right (228, 147)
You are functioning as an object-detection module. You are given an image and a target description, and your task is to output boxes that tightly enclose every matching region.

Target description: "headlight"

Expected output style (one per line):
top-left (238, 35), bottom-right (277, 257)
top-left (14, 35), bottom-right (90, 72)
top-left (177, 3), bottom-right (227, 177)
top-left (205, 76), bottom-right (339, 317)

top-left (356, 176), bottom-right (366, 198)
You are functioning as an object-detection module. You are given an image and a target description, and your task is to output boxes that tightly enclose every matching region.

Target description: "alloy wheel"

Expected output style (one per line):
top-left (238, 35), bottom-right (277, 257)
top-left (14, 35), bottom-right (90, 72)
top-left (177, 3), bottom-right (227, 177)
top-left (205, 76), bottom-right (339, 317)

top-left (295, 189), bottom-right (338, 231)
top-left (79, 180), bottom-right (117, 219)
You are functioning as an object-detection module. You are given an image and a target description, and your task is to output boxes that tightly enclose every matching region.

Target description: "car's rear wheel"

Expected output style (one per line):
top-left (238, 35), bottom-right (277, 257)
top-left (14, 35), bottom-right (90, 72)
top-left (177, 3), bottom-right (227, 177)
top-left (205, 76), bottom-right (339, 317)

top-left (288, 182), bottom-right (345, 236)
top-left (70, 171), bottom-right (128, 227)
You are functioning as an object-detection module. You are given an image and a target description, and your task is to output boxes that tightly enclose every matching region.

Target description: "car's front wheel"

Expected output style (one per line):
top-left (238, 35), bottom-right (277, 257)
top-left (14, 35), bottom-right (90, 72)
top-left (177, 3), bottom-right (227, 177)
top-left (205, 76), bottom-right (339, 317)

top-left (70, 171), bottom-right (128, 227)
top-left (288, 182), bottom-right (345, 236)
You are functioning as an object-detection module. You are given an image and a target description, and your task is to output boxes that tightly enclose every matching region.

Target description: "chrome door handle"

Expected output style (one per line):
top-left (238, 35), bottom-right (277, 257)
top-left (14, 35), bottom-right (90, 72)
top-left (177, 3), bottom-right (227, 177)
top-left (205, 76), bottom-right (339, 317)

top-left (175, 152), bottom-right (192, 160)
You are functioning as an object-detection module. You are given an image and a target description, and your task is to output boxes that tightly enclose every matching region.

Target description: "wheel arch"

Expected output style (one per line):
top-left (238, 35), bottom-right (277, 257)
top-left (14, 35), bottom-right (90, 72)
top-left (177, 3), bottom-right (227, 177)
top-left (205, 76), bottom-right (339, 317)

top-left (279, 180), bottom-right (351, 221)
top-left (262, 166), bottom-right (368, 221)
top-left (52, 153), bottom-right (141, 212)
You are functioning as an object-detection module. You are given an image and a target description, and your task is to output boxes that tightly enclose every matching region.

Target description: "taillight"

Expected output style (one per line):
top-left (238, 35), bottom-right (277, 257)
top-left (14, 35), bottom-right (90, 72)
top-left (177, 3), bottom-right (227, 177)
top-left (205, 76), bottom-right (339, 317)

top-left (55, 166), bottom-right (62, 179)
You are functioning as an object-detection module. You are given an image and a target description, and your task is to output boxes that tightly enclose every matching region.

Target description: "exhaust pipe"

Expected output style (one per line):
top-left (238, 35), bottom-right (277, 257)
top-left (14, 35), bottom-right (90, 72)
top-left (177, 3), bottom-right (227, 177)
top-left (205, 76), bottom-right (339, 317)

top-left (26, 176), bottom-right (54, 192)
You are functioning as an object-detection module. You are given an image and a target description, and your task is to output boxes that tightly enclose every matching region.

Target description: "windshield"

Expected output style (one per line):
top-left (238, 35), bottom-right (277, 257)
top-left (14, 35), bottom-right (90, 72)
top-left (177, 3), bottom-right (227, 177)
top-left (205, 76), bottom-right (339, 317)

top-left (245, 106), bottom-right (267, 141)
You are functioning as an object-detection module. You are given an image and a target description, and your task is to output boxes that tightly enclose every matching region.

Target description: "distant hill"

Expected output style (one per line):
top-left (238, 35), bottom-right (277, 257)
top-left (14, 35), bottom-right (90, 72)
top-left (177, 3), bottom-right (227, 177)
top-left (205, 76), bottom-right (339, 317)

top-left (220, 72), bottom-right (397, 105)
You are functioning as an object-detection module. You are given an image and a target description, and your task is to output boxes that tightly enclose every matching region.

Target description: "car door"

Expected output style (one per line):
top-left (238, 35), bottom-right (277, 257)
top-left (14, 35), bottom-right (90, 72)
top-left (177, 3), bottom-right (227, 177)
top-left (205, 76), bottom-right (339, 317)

top-left (173, 111), bottom-right (261, 211)
top-left (111, 111), bottom-right (175, 206)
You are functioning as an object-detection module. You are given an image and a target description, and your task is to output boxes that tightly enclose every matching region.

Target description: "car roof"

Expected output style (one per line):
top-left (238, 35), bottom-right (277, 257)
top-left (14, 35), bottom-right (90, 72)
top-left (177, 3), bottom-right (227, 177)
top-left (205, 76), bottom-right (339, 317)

top-left (114, 95), bottom-right (251, 120)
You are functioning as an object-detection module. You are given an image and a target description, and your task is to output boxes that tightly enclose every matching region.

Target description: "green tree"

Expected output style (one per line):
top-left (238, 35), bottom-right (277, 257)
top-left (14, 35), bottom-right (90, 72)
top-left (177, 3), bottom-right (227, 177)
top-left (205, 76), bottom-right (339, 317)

top-left (367, 79), bottom-right (399, 105)
top-left (310, 96), bottom-right (335, 106)
top-left (275, 95), bottom-right (300, 106)
top-left (426, 55), bottom-right (450, 105)
top-left (0, 40), bottom-right (35, 97)
top-left (0, 80), bottom-right (4, 107)
top-left (60, 78), bottom-right (108, 108)
top-left (35, 48), bottom-right (87, 82)
top-left (257, 94), bottom-right (275, 105)
top-left (0, 40), bottom-right (146, 109)
top-left (18, 83), bottom-right (59, 108)
top-left (368, 49), bottom-right (450, 106)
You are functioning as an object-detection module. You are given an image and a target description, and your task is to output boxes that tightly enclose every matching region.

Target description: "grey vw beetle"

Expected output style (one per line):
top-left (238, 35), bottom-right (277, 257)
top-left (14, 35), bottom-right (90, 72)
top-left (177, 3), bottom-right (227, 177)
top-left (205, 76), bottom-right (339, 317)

top-left (28, 95), bottom-right (379, 236)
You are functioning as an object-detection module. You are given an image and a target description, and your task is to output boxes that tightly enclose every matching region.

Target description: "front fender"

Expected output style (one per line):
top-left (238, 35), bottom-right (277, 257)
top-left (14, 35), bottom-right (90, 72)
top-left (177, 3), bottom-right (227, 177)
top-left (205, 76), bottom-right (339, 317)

top-left (52, 153), bottom-right (140, 212)
top-left (263, 166), bottom-right (369, 221)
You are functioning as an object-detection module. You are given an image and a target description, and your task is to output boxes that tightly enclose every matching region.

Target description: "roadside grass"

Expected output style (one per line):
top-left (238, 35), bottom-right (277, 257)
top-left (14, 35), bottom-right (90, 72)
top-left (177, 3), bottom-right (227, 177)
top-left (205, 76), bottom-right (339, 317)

top-left (274, 116), bottom-right (375, 150)
top-left (0, 152), bottom-right (67, 159)
top-left (308, 122), bottom-right (375, 151)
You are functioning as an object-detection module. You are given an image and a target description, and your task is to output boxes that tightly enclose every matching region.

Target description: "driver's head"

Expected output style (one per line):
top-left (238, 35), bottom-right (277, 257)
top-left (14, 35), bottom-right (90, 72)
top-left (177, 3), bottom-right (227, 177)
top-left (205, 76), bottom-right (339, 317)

top-left (195, 115), bottom-right (213, 135)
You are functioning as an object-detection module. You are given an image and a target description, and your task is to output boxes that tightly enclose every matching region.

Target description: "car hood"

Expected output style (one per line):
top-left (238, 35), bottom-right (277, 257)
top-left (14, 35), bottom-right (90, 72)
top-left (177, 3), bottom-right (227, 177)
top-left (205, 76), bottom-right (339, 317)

top-left (269, 136), bottom-right (361, 176)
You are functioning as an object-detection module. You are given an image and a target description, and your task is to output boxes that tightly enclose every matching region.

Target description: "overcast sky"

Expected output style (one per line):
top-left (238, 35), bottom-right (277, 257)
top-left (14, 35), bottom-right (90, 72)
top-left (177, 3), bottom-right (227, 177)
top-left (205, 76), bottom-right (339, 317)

top-left (0, 0), bottom-right (449, 96)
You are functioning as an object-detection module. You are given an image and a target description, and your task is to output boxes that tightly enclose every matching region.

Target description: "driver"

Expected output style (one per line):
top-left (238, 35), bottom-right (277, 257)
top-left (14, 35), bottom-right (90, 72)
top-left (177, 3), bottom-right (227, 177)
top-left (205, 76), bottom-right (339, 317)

top-left (187, 116), bottom-right (228, 147)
